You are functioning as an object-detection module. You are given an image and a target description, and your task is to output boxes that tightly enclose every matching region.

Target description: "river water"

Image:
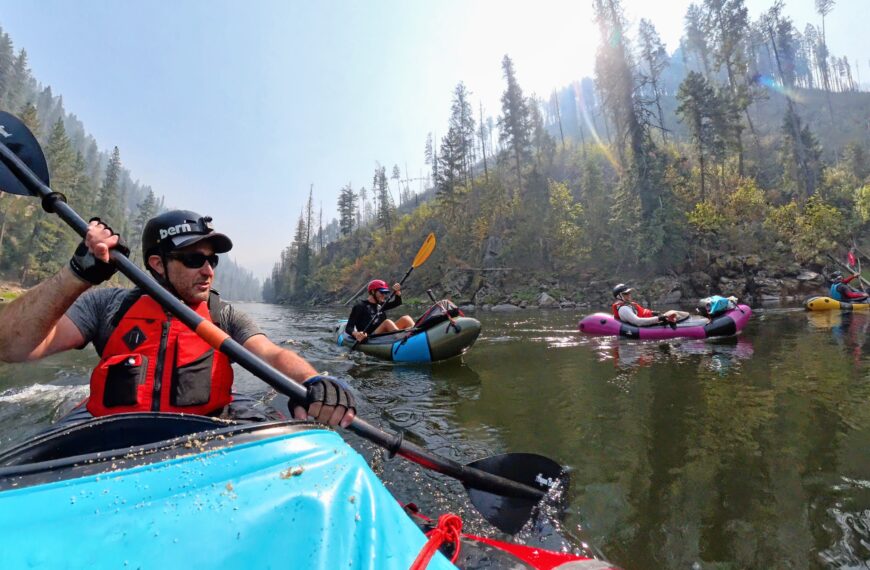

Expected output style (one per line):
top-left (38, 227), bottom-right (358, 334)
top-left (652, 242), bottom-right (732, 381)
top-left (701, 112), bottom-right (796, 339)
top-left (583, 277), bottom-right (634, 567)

top-left (1, 302), bottom-right (869, 569)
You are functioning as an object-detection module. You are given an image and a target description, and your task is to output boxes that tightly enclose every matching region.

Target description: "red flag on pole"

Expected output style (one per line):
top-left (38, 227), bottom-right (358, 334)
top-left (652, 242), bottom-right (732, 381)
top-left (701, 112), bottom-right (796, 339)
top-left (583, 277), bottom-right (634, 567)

top-left (848, 250), bottom-right (857, 268)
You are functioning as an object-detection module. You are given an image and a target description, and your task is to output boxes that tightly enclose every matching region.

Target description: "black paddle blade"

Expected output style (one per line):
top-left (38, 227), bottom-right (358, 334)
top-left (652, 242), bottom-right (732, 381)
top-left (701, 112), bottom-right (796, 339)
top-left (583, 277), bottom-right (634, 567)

top-left (0, 111), bottom-right (50, 196)
top-left (464, 452), bottom-right (568, 535)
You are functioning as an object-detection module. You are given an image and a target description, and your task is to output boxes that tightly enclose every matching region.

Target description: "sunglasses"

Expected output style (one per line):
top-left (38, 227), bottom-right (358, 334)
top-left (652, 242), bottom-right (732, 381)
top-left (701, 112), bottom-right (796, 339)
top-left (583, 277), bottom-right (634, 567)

top-left (167, 252), bottom-right (220, 269)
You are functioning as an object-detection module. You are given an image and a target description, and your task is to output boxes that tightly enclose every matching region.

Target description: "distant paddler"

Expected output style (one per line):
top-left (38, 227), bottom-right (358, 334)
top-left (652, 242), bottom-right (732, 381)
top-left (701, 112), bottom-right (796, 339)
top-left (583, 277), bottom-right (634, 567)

top-left (829, 271), bottom-right (869, 303)
top-left (346, 279), bottom-right (414, 343)
top-left (611, 283), bottom-right (687, 328)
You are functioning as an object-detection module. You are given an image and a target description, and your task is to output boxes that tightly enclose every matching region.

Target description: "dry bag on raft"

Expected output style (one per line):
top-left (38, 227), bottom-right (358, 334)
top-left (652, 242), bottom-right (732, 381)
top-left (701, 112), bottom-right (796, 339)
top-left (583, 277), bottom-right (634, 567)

top-left (698, 295), bottom-right (737, 318)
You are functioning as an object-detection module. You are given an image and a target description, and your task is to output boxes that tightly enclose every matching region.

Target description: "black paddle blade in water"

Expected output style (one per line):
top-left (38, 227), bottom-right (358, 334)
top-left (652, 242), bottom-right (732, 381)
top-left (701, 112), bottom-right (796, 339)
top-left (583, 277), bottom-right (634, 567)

top-left (464, 453), bottom-right (568, 535)
top-left (0, 112), bottom-right (50, 196)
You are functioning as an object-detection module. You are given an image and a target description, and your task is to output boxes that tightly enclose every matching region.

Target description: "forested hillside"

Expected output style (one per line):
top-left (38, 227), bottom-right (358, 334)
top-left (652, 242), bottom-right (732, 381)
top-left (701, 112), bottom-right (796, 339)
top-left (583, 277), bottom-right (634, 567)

top-left (214, 256), bottom-right (262, 302)
top-left (0, 25), bottom-right (260, 300)
top-left (265, 0), bottom-right (869, 306)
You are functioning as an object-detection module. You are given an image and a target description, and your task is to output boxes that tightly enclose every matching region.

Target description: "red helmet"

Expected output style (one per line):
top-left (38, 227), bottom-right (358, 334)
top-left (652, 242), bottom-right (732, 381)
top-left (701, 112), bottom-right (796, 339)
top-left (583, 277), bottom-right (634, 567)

top-left (367, 279), bottom-right (390, 294)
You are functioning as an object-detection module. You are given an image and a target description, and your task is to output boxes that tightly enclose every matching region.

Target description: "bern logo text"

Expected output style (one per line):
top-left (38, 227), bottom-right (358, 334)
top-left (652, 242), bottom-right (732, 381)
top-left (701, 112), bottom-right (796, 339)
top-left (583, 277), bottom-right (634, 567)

top-left (159, 223), bottom-right (193, 239)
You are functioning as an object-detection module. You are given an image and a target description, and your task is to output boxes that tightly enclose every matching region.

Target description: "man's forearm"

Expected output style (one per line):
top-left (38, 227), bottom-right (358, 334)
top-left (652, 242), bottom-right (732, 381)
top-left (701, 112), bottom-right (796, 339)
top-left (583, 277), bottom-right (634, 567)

top-left (267, 347), bottom-right (319, 383)
top-left (0, 267), bottom-right (89, 361)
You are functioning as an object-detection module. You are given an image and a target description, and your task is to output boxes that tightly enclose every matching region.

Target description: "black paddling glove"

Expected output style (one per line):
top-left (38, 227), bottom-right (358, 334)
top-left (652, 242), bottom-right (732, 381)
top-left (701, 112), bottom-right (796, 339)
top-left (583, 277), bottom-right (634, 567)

top-left (299, 375), bottom-right (356, 414)
top-left (69, 220), bottom-right (130, 285)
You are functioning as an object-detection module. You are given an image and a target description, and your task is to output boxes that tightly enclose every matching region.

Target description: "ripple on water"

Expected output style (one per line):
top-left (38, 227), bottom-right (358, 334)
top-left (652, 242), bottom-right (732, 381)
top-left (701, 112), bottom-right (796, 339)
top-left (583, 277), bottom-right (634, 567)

top-left (819, 508), bottom-right (870, 568)
top-left (5, 303), bottom-right (866, 569)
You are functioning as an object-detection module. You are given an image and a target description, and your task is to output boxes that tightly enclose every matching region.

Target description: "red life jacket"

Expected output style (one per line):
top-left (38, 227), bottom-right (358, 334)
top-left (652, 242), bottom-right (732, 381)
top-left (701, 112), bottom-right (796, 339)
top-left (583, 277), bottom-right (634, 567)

top-left (611, 300), bottom-right (654, 320)
top-left (87, 291), bottom-right (234, 417)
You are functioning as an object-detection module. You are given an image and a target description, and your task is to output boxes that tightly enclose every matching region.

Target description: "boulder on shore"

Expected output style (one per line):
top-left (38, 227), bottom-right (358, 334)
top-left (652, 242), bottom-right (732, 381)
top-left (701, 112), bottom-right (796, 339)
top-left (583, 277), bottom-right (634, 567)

top-left (537, 292), bottom-right (559, 308)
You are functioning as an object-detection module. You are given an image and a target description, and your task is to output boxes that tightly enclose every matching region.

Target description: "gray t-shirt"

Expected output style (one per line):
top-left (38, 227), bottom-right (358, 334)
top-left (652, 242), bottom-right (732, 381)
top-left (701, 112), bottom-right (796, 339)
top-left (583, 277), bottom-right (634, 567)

top-left (65, 288), bottom-right (264, 355)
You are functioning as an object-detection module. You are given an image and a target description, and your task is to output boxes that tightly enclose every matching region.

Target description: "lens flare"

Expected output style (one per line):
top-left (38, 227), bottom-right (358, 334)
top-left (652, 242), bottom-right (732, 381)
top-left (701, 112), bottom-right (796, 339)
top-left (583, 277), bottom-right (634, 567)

top-left (573, 81), bottom-right (621, 172)
top-left (752, 73), bottom-right (805, 103)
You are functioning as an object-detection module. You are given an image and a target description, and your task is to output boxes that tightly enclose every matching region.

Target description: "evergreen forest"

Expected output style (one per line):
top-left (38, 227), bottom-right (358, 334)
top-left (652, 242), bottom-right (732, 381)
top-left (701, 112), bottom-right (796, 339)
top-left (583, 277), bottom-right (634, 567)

top-left (0, 25), bottom-right (261, 301)
top-left (264, 0), bottom-right (869, 306)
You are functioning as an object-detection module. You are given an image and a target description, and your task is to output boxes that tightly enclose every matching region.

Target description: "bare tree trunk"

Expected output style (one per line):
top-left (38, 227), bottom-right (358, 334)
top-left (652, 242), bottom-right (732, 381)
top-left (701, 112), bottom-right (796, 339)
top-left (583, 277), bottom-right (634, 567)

top-left (552, 90), bottom-right (565, 148)
top-left (768, 23), bottom-right (815, 197)
top-left (478, 102), bottom-right (489, 183)
top-left (699, 147), bottom-right (706, 201)
top-left (318, 203), bottom-right (323, 252)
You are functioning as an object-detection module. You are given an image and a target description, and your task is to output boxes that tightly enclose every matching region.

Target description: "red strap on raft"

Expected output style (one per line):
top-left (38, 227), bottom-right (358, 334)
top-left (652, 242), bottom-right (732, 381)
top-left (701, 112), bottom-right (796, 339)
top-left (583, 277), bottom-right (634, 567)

top-left (409, 513), bottom-right (463, 570)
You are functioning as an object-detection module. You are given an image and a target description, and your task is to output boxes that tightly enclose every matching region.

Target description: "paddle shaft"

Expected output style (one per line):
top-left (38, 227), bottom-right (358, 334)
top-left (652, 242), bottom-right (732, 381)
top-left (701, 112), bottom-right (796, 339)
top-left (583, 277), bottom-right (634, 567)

top-left (343, 282), bottom-right (369, 306)
top-left (0, 143), bottom-right (544, 502)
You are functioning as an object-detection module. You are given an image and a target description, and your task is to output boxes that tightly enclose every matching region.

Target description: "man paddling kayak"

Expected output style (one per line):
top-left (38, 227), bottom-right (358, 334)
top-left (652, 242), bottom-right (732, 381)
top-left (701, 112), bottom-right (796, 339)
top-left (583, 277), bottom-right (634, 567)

top-left (829, 271), bottom-right (869, 303)
top-left (0, 210), bottom-right (355, 427)
top-left (611, 283), bottom-right (683, 327)
top-left (345, 279), bottom-right (415, 342)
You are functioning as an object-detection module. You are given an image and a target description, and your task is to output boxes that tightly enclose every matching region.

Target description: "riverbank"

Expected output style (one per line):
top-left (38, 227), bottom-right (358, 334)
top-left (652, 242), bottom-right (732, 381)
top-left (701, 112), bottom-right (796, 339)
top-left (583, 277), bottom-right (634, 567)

top-left (328, 255), bottom-right (833, 313)
top-left (0, 281), bottom-right (25, 302)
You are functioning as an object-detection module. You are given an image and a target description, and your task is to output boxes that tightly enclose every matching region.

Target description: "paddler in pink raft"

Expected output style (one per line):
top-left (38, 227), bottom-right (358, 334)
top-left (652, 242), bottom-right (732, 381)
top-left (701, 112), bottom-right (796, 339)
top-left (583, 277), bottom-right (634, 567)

top-left (580, 284), bottom-right (751, 339)
top-left (611, 283), bottom-right (687, 328)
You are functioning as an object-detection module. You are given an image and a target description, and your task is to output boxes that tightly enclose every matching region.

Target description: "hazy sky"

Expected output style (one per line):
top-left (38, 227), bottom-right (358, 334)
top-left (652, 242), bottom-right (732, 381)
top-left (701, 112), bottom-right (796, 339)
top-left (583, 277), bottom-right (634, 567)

top-left (0, 0), bottom-right (866, 278)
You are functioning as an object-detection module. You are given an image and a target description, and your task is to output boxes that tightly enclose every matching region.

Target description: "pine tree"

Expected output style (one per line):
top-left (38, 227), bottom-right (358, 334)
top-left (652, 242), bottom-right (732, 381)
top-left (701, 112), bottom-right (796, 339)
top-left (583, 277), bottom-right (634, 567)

top-left (765, 3), bottom-right (817, 197)
top-left (703, 0), bottom-right (755, 170)
top-left (549, 91), bottom-right (565, 148)
top-left (815, 0), bottom-right (835, 91)
top-left (131, 189), bottom-right (158, 263)
top-left (677, 71), bottom-right (724, 200)
top-left (424, 132), bottom-right (438, 189)
top-left (359, 186), bottom-right (370, 226)
top-left (33, 118), bottom-right (80, 273)
top-left (684, 4), bottom-right (712, 77)
top-left (35, 87), bottom-right (63, 140)
top-left (7, 49), bottom-right (30, 114)
top-left (291, 209), bottom-right (310, 297)
top-left (98, 146), bottom-right (124, 226)
top-left (497, 55), bottom-right (531, 192)
top-left (528, 97), bottom-right (555, 169)
top-left (0, 104), bottom-right (40, 274)
top-left (637, 19), bottom-right (669, 141)
top-left (802, 25), bottom-right (820, 88)
top-left (45, 118), bottom-right (77, 192)
top-left (391, 165), bottom-right (402, 205)
top-left (436, 125), bottom-right (465, 211)
top-left (780, 107), bottom-right (822, 199)
top-left (594, 0), bottom-right (662, 221)
top-left (0, 30), bottom-right (14, 109)
top-left (70, 151), bottom-right (96, 214)
top-left (305, 185), bottom-right (314, 248)
top-left (843, 143), bottom-right (867, 182)
top-left (704, 0), bottom-right (749, 92)
top-left (478, 102), bottom-right (490, 182)
top-left (449, 82), bottom-right (476, 188)
top-left (373, 166), bottom-right (393, 232)
top-left (338, 183), bottom-right (357, 236)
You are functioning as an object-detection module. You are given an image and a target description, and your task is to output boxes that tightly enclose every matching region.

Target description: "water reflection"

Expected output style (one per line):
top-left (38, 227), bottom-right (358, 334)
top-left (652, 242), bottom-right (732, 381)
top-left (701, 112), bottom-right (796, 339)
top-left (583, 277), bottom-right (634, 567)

top-left (807, 311), bottom-right (870, 367)
top-left (590, 337), bottom-right (755, 374)
top-left (1, 305), bottom-right (870, 569)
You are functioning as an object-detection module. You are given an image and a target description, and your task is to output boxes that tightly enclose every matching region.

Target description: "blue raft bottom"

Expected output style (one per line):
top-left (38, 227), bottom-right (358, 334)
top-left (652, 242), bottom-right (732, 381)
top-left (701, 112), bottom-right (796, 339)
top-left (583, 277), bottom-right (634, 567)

top-left (0, 429), bottom-right (454, 569)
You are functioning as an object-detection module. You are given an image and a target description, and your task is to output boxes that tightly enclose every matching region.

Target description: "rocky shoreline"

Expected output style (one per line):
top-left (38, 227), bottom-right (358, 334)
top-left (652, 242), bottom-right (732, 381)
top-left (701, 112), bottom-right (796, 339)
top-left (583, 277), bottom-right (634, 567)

top-left (420, 254), bottom-right (829, 313)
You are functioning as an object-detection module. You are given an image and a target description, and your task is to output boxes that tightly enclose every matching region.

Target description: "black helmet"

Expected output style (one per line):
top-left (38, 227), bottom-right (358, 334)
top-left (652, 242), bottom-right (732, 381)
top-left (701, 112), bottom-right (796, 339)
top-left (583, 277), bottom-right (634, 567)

top-left (612, 283), bottom-right (633, 298)
top-left (830, 271), bottom-right (843, 282)
top-left (142, 210), bottom-right (232, 260)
